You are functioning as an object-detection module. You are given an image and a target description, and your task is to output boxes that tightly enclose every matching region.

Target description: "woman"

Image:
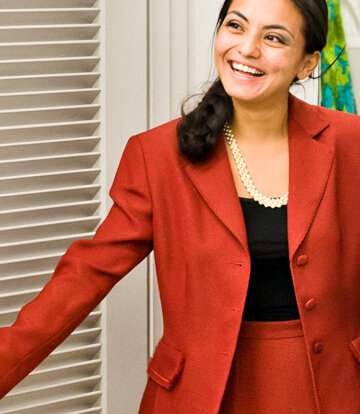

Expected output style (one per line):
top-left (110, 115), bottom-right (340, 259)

top-left (1, 0), bottom-right (360, 412)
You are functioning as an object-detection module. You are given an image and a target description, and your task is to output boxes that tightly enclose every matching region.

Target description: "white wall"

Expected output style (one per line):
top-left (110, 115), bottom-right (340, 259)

top-left (104, 1), bottom-right (149, 413)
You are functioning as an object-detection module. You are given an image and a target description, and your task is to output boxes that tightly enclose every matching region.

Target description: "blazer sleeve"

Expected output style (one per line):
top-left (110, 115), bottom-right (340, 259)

top-left (0, 134), bottom-right (154, 398)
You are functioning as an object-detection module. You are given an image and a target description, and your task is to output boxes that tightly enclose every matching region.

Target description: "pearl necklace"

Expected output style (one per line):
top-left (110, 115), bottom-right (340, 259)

top-left (223, 122), bottom-right (289, 209)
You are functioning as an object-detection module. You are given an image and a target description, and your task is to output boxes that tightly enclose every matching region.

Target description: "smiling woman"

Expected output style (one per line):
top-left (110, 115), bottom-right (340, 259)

top-left (215, 0), bottom-right (320, 105)
top-left (213, 0), bottom-right (322, 203)
top-left (1, 0), bottom-right (360, 413)
top-left (177, 0), bottom-right (328, 165)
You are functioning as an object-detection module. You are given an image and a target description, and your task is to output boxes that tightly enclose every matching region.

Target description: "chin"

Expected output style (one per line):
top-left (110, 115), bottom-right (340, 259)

top-left (226, 84), bottom-right (288, 106)
top-left (227, 90), bottom-right (265, 104)
top-left (222, 83), bottom-right (261, 102)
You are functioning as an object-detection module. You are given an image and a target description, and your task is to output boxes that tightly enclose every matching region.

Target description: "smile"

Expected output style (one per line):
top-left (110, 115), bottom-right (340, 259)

top-left (231, 61), bottom-right (264, 77)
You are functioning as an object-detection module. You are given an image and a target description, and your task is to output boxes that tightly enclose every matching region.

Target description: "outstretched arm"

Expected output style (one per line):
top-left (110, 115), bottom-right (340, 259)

top-left (0, 135), bottom-right (153, 398)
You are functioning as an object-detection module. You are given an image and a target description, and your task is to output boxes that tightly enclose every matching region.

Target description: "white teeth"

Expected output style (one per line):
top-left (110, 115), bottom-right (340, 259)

top-left (232, 62), bottom-right (264, 76)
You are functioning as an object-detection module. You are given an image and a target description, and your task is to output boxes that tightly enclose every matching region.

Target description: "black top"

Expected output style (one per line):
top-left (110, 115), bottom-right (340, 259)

top-left (239, 197), bottom-right (300, 321)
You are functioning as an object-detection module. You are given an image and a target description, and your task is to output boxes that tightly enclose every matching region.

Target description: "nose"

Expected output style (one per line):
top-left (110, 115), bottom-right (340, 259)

top-left (237, 33), bottom-right (261, 59)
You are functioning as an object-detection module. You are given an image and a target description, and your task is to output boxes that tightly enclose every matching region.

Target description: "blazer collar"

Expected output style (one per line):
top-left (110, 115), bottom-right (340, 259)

top-left (184, 94), bottom-right (333, 261)
top-left (286, 95), bottom-right (333, 259)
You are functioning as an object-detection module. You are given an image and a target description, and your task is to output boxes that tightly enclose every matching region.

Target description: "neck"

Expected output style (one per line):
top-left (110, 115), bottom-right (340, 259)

top-left (230, 93), bottom-right (290, 144)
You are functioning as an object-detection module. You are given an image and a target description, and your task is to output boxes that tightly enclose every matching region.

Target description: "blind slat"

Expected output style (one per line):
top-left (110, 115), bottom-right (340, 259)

top-left (0, 1), bottom-right (97, 8)
top-left (0, 217), bottom-right (101, 245)
top-left (0, 274), bottom-right (52, 294)
top-left (8, 375), bottom-right (102, 397)
top-left (0, 391), bottom-right (102, 414)
top-left (0, 57), bottom-right (100, 76)
top-left (0, 137), bottom-right (101, 159)
top-left (0, 42), bottom-right (100, 61)
top-left (0, 10), bottom-right (100, 27)
top-left (0, 151), bottom-right (100, 163)
top-left (0, 309), bottom-right (101, 327)
top-left (0, 89), bottom-right (100, 110)
top-left (0, 171), bottom-right (101, 195)
top-left (0, 135), bottom-right (101, 145)
top-left (0, 25), bottom-right (100, 42)
top-left (1, 269), bottom-right (52, 279)
top-left (0, 192), bottom-right (100, 216)
top-left (0, 215), bottom-right (101, 230)
top-left (0, 154), bottom-right (101, 178)
top-left (30, 360), bottom-right (101, 378)
top-left (0, 201), bottom-right (100, 226)
top-left (0, 169), bottom-right (101, 182)
top-left (0, 231), bottom-right (96, 248)
top-left (0, 104), bottom-right (100, 127)
top-left (0, 73), bottom-right (100, 92)
top-left (0, 121), bottom-right (100, 144)
top-left (69, 408), bottom-right (101, 414)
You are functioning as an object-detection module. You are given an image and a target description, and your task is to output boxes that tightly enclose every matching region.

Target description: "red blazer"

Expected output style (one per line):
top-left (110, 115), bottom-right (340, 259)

top-left (1, 94), bottom-right (360, 413)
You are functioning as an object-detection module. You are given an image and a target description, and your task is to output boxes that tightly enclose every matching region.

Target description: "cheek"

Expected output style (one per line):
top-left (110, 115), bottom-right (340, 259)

top-left (214, 32), bottom-right (236, 61)
top-left (267, 52), bottom-right (300, 78)
top-left (214, 43), bottom-right (225, 73)
top-left (268, 55), bottom-right (285, 70)
top-left (214, 37), bottom-right (225, 63)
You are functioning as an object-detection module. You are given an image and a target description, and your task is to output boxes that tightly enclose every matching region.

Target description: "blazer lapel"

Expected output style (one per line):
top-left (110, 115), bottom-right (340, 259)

top-left (287, 95), bottom-right (333, 260)
top-left (184, 137), bottom-right (249, 253)
top-left (184, 94), bottom-right (334, 260)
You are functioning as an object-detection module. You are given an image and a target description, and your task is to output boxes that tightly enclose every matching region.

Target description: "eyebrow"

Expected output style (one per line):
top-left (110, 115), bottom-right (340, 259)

top-left (226, 10), bottom-right (295, 39)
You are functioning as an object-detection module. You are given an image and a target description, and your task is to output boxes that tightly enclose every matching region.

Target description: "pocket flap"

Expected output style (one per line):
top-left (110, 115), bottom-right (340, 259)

top-left (349, 336), bottom-right (360, 364)
top-left (147, 339), bottom-right (185, 390)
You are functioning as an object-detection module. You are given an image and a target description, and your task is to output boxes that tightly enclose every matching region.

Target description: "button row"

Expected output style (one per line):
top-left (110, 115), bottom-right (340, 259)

top-left (295, 254), bottom-right (323, 354)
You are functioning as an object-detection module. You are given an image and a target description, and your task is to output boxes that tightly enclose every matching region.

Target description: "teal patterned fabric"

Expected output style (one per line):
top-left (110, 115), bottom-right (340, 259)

top-left (321, 0), bottom-right (356, 113)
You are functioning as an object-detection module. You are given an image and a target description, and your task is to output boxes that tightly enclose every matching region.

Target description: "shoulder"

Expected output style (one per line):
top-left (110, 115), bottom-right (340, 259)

top-left (293, 96), bottom-right (360, 134)
top-left (294, 96), bottom-right (360, 150)
top-left (291, 94), bottom-right (360, 133)
top-left (317, 105), bottom-right (360, 130)
top-left (318, 106), bottom-right (360, 154)
top-left (310, 106), bottom-right (360, 173)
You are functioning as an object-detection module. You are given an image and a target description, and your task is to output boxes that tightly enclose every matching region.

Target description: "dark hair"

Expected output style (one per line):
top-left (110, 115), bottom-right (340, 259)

top-left (177, 0), bottom-right (330, 163)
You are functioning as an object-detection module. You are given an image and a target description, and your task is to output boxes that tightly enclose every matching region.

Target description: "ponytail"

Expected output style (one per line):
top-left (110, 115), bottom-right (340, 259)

top-left (176, 78), bottom-right (233, 163)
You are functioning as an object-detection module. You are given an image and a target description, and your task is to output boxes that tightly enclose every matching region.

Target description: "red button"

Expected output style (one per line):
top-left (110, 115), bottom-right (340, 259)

top-left (313, 342), bottom-right (323, 354)
top-left (305, 298), bottom-right (317, 310)
top-left (297, 255), bottom-right (309, 266)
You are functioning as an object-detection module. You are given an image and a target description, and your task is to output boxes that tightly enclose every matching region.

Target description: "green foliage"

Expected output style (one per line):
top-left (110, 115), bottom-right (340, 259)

top-left (321, 0), bottom-right (355, 113)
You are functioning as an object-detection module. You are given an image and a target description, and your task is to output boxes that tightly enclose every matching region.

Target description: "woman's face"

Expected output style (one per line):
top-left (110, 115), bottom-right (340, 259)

top-left (214, 0), bottom-right (320, 105)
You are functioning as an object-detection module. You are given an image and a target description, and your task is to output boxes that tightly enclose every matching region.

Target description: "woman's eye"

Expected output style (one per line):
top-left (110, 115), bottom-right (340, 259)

top-left (265, 34), bottom-right (285, 44)
top-left (226, 21), bottom-right (243, 30)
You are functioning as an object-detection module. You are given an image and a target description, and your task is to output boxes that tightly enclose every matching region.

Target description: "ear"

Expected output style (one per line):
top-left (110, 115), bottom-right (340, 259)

top-left (297, 51), bottom-right (321, 80)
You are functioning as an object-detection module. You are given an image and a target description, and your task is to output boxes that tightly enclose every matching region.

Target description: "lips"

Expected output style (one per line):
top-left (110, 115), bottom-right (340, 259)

top-left (230, 61), bottom-right (265, 77)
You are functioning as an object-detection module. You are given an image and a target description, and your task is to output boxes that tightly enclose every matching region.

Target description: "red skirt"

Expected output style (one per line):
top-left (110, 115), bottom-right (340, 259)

top-left (219, 318), bottom-right (318, 414)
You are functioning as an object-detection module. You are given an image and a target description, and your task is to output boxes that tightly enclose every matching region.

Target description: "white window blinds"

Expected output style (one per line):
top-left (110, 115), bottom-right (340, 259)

top-left (0, 1), bottom-right (104, 412)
